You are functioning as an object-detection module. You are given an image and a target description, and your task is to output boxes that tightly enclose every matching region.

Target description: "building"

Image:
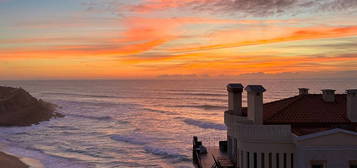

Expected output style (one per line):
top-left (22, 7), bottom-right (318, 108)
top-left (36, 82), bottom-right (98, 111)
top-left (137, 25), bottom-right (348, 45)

top-left (224, 84), bottom-right (357, 168)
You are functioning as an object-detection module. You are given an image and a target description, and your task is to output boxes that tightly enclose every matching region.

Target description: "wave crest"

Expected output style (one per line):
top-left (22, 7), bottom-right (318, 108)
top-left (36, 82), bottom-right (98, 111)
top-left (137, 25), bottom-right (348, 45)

top-left (172, 104), bottom-right (225, 110)
top-left (144, 146), bottom-right (191, 162)
top-left (183, 118), bottom-right (226, 130)
top-left (142, 108), bottom-right (177, 115)
top-left (110, 134), bottom-right (151, 145)
top-left (67, 114), bottom-right (113, 121)
top-left (43, 92), bottom-right (120, 99)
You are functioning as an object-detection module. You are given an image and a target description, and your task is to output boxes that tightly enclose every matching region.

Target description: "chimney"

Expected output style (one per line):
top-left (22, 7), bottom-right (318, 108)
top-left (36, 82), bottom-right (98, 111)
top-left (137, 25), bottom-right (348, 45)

top-left (227, 84), bottom-right (244, 115)
top-left (321, 89), bottom-right (336, 102)
top-left (245, 85), bottom-right (266, 124)
top-left (299, 88), bottom-right (309, 95)
top-left (347, 89), bottom-right (357, 122)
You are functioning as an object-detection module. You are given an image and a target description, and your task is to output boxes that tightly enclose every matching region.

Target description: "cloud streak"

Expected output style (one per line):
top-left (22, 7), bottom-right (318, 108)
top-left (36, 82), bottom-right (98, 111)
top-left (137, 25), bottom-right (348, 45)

top-left (1, 0), bottom-right (357, 79)
top-left (128, 0), bottom-right (357, 16)
top-left (169, 25), bottom-right (357, 52)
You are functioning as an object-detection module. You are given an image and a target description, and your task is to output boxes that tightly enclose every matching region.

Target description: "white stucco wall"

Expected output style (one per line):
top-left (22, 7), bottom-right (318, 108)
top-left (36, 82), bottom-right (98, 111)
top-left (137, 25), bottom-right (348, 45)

top-left (295, 130), bottom-right (357, 168)
top-left (225, 116), bottom-right (295, 168)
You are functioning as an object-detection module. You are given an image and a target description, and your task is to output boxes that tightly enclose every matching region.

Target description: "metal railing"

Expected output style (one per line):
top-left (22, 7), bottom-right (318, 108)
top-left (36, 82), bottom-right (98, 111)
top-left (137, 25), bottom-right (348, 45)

top-left (197, 136), bottom-right (226, 147)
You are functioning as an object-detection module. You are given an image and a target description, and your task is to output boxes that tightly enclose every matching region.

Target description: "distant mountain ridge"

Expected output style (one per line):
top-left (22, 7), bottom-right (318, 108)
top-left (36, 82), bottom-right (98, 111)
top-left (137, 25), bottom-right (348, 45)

top-left (0, 86), bottom-right (63, 126)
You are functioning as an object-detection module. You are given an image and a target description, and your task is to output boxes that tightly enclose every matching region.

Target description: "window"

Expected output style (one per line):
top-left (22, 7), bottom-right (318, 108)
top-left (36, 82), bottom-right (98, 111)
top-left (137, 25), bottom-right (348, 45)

top-left (241, 151), bottom-right (244, 168)
top-left (247, 152), bottom-right (250, 168)
top-left (291, 153), bottom-right (294, 168)
top-left (311, 165), bottom-right (323, 168)
top-left (350, 160), bottom-right (357, 168)
top-left (254, 153), bottom-right (257, 168)
top-left (236, 149), bottom-right (239, 166)
top-left (310, 160), bottom-right (326, 168)
top-left (269, 153), bottom-right (272, 168)
top-left (276, 153), bottom-right (279, 168)
top-left (261, 153), bottom-right (265, 168)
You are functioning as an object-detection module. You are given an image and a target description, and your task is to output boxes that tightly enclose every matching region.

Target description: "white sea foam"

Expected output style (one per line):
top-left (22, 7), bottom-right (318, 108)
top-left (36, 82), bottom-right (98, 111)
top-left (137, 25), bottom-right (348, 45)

top-left (19, 157), bottom-right (44, 168)
top-left (172, 104), bottom-right (225, 110)
top-left (143, 146), bottom-right (191, 162)
top-left (110, 134), bottom-right (152, 145)
top-left (42, 92), bottom-right (121, 99)
top-left (142, 107), bottom-right (178, 115)
top-left (67, 114), bottom-right (113, 121)
top-left (2, 142), bottom-right (90, 168)
top-left (183, 118), bottom-right (226, 130)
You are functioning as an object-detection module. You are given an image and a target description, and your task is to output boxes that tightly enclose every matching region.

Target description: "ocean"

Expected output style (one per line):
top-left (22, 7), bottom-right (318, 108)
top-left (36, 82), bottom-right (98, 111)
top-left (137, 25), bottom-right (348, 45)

top-left (0, 79), bottom-right (356, 168)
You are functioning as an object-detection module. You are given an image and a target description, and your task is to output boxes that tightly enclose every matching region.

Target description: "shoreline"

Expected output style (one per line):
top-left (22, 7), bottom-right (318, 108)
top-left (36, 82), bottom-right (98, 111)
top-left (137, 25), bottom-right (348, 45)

top-left (0, 151), bottom-right (29, 168)
top-left (0, 141), bottom-right (45, 168)
top-left (0, 150), bottom-right (45, 168)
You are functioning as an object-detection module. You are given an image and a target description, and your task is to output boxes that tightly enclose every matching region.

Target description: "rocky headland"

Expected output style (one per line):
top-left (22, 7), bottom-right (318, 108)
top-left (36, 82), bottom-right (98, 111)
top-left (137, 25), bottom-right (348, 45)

top-left (0, 86), bottom-right (63, 126)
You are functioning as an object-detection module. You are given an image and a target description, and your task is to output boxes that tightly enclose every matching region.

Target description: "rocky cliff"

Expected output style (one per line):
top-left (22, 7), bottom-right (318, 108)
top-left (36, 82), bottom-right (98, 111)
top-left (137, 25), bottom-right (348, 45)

top-left (0, 86), bottom-right (63, 126)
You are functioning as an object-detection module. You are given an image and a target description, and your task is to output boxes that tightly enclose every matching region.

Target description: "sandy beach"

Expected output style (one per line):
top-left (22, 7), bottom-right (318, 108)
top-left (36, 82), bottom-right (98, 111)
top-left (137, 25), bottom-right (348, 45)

top-left (0, 152), bottom-right (28, 168)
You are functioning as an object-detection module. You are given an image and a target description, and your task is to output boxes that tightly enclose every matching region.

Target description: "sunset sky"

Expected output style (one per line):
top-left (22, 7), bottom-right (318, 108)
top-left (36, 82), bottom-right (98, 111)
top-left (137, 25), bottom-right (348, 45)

top-left (1, 0), bottom-right (357, 79)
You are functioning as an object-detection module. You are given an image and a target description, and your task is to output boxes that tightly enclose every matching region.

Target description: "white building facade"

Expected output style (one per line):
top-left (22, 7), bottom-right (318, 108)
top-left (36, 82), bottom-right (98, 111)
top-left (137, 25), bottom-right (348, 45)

top-left (224, 84), bottom-right (357, 168)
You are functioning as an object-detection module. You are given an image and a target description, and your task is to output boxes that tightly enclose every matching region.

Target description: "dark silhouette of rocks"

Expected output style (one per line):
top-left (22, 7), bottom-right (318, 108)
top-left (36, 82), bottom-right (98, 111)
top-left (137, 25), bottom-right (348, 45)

top-left (0, 86), bottom-right (63, 126)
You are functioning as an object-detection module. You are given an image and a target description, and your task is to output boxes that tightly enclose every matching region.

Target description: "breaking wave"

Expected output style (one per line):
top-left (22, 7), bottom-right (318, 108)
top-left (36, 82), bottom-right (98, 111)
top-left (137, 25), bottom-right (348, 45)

top-left (42, 92), bottom-right (121, 99)
top-left (2, 141), bottom-right (90, 168)
top-left (172, 104), bottom-right (225, 110)
top-left (110, 134), bottom-right (191, 162)
top-left (142, 108), bottom-right (178, 115)
top-left (175, 92), bottom-right (226, 97)
top-left (110, 134), bottom-right (152, 145)
top-left (67, 114), bottom-right (113, 121)
top-left (183, 118), bottom-right (226, 130)
top-left (143, 146), bottom-right (191, 162)
top-left (58, 99), bottom-right (125, 107)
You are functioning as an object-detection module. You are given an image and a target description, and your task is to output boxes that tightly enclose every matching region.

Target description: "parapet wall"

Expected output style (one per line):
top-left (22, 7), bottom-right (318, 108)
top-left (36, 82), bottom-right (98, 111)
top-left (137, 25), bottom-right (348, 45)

top-left (224, 111), bottom-right (253, 127)
top-left (225, 111), bottom-right (292, 142)
top-left (232, 124), bottom-right (292, 142)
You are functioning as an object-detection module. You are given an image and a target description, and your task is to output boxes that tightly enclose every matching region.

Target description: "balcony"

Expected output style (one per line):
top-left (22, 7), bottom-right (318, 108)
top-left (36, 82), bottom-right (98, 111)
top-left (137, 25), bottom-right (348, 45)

top-left (224, 111), bottom-right (292, 142)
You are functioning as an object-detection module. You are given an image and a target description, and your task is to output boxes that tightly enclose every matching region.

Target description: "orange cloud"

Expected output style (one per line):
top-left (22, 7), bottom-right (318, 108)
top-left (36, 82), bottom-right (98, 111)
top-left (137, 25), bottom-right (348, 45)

top-left (169, 26), bottom-right (357, 52)
top-left (154, 53), bottom-right (357, 76)
top-left (0, 40), bottom-right (171, 60)
top-left (0, 16), bottom-right (256, 60)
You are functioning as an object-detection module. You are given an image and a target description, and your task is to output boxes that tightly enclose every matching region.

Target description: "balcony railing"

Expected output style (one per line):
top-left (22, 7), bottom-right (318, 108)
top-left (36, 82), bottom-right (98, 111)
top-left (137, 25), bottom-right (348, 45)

top-left (224, 111), bottom-right (292, 141)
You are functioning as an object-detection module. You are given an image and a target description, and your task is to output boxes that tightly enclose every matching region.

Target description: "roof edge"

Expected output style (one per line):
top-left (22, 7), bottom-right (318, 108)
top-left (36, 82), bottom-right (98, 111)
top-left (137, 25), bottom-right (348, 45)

top-left (295, 128), bottom-right (357, 141)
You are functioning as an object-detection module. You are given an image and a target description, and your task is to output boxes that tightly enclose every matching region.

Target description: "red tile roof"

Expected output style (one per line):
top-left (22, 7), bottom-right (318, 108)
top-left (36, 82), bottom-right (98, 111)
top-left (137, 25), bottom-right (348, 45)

top-left (264, 94), bottom-right (349, 124)
top-left (241, 94), bottom-right (355, 135)
top-left (242, 94), bottom-right (350, 124)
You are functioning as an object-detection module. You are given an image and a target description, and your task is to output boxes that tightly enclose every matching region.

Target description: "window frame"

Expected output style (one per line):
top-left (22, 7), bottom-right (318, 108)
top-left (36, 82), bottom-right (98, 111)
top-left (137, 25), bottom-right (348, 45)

top-left (310, 160), bottom-right (326, 168)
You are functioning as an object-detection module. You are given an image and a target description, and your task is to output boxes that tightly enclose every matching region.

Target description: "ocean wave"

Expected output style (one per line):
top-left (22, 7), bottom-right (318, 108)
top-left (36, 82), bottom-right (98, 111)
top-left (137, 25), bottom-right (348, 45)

top-left (67, 114), bottom-right (113, 121)
top-left (175, 92), bottom-right (226, 97)
top-left (142, 108), bottom-right (178, 115)
top-left (42, 92), bottom-right (120, 99)
top-left (3, 143), bottom-right (90, 168)
top-left (143, 146), bottom-right (191, 162)
top-left (197, 98), bottom-right (227, 102)
top-left (110, 134), bottom-right (152, 145)
top-left (183, 118), bottom-right (226, 130)
top-left (57, 99), bottom-right (123, 107)
top-left (171, 104), bottom-right (225, 110)
top-left (48, 125), bottom-right (80, 130)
